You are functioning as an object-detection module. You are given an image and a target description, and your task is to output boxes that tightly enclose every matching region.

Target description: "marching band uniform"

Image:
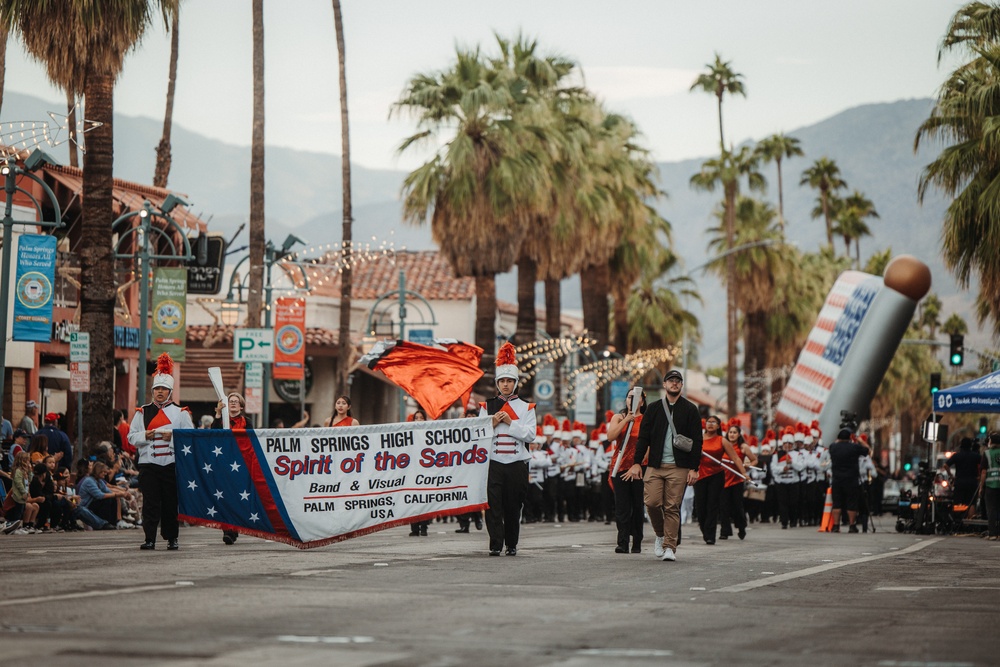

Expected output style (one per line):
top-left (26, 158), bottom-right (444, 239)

top-left (525, 428), bottom-right (549, 523)
top-left (128, 353), bottom-right (193, 550)
top-left (771, 427), bottom-right (802, 529)
top-left (479, 342), bottom-right (536, 556)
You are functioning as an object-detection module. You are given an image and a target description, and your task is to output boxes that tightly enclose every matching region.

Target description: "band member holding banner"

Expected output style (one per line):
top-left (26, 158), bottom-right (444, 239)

top-left (607, 388), bottom-right (646, 554)
top-left (479, 342), bottom-right (536, 556)
top-left (129, 353), bottom-right (194, 551)
top-left (326, 396), bottom-right (359, 428)
top-left (718, 421), bottom-right (753, 540)
top-left (213, 393), bottom-right (252, 546)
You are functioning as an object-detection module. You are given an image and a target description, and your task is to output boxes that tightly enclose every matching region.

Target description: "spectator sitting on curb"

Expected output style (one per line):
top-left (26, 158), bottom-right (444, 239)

top-left (79, 461), bottom-right (131, 529)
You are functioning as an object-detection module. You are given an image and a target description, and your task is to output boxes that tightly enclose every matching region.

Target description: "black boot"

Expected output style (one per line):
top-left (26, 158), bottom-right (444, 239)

top-left (140, 540), bottom-right (156, 550)
top-left (419, 523), bottom-right (428, 536)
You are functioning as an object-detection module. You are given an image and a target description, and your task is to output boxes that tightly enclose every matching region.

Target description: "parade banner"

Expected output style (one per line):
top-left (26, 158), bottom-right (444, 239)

top-left (151, 267), bottom-right (187, 361)
top-left (273, 297), bottom-right (306, 380)
top-left (173, 417), bottom-right (492, 549)
top-left (12, 234), bottom-right (56, 342)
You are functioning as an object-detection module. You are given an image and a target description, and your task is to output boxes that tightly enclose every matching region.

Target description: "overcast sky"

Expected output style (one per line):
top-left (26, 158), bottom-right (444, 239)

top-left (3, 1), bottom-right (968, 171)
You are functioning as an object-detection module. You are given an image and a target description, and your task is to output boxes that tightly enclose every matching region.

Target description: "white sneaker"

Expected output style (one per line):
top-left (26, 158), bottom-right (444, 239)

top-left (661, 547), bottom-right (676, 561)
top-left (116, 520), bottom-right (133, 529)
top-left (653, 536), bottom-right (664, 558)
top-left (2, 520), bottom-right (21, 535)
top-left (13, 527), bottom-right (29, 535)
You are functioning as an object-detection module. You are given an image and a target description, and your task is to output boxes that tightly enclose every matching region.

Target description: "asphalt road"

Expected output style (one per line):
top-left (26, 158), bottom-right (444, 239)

top-left (1, 517), bottom-right (997, 667)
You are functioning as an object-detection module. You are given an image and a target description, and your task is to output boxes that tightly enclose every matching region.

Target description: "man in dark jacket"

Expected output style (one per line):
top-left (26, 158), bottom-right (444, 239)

top-left (626, 369), bottom-right (703, 562)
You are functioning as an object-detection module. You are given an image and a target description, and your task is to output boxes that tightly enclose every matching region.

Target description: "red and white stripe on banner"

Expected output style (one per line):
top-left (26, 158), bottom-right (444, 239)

top-left (776, 271), bottom-right (869, 427)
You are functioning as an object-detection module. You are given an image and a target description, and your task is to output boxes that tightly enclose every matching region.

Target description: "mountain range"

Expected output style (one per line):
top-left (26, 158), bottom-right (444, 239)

top-left (0, 92), bottom-right (972, 364)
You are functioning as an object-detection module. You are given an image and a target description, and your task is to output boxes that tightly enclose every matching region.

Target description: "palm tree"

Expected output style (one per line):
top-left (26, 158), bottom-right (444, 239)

top-left (916, 2), bottom-right (1000, 335)
top-left (246, 0), bottom-right (265, 330)
top-left (942, 312), bottom-right (969, 337)
top-left (689, 53), bottom-right (746, 150)
top-left (919, 293), bottom-right (943, 339)
top-left (706, 197), bottom-right (785, 394)
top-left (800, 157), bottom-right (846, 249)
top-left (65, 85), bottom-right (79, 167)
top-left (0, 26), bottom-right (6, 114)
top-left (578, 113), bottom-right (663, 350)
top-left (153, 1), bottom-right (180, 187)
top-left (754, 133), bottom-right (803, 231)
top-left (690, 146), bottom-right (765, 416)
top-left (393, 45), bottom-right (546, 371)
top-left (799, 157), bottom-right (847, 248)
top-left (610, 207), bottom-right (672, 353)
top-left (625, 271), bottom-right (698, 353)
top-left (0, 0), bottom-right (176, 452)
top-left (833, 190), bottom-right (879, 266)
top-left (487, 33), bottom-right (580, 348)
top-left (331, 0), bottom-right (354, 399)
top-left (864, 247), bottom-right (893, 276)
top-left (871, 323), bottom-right (940, 460)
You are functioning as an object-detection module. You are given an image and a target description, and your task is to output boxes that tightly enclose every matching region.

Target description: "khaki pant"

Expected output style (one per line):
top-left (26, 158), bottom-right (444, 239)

top-left (643, 464), bottom-right (687, 551)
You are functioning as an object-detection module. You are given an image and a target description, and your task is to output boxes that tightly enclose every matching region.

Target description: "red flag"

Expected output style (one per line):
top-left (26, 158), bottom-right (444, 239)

top-left (369, 341), bottom-right (484, 420)
top-left (438, 341), bottom-right (484, 409)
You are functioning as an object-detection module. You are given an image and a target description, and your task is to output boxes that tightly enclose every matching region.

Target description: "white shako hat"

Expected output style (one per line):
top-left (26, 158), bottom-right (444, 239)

top-left (494, 341), bottom-right (519, 387)
top-left (151, 353), bottom-right (175, 391)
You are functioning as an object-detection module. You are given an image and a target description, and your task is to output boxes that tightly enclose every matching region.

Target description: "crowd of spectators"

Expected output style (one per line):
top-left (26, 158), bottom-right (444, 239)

top-left (1, 402), bottom-right (141, 536)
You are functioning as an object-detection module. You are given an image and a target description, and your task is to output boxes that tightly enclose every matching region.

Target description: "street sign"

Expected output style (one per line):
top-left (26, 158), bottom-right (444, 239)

top-left (244, 362), bottom-right (263, 389)
top-left (69, 331), bottom-right (90, 362)
top-left (535, 379), bottom-right (554, 401)
top-left (233, 328), bottom-right (274, 362)
top-left (409, 329), bottom-right (434, 346)
top-left (245, 386), bottom-right (263, 415)
top-left (70, 361), bottom-right (90, 392)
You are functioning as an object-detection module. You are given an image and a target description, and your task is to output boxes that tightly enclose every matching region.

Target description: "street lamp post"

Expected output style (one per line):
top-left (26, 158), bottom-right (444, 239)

top-left (224, 235), bottom-right (309, 428)
top-left (113, 199), bottom-right (193, 405)
top-left (0, 152), bottom-right (63, 421)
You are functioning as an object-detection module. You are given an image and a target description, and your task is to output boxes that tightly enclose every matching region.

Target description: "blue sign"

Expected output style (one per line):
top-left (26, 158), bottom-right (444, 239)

top-left (610, 380), bottom-right (631, 413)
top-left (13, 234), bottom-right (56, 342)
top-left (409, 329), bottom-right (434, 346)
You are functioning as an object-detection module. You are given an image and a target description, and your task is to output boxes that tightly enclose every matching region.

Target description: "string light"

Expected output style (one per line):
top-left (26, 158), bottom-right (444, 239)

top-left (0, 104), bottom-right (102, 155)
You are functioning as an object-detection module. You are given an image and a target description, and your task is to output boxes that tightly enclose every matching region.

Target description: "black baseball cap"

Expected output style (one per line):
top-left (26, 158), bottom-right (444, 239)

top-left (664, 370), bottom-right (683, 382)
top-left (12, 429), bottom-right (27, 439)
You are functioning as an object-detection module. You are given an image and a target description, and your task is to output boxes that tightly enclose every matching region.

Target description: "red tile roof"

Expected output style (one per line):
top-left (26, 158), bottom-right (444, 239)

top-left (43, 163), bottom-right (207, 233)
top-left (186, 324), bottom-right (342, 347)
top-left (306, 250), bottom-right (475, 301)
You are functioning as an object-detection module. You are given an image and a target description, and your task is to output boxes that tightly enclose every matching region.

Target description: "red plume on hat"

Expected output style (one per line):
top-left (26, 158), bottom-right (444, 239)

top-left (749, 435), bottom-right (759, 447)
top-left (605, 410), bottom-right (615, 424)
top-left (494, 341), bottom-right (519, 385)
top-left (151, 353), bottom-right (175, 391)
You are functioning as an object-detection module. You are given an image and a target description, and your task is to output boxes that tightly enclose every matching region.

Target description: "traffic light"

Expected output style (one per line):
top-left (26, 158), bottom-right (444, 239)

top-left (930, 372), bottom-right (941, 394)
top-left (950, 334), bottom-right (965, 366)
top-left (980, 417), bottom-right (988, 435)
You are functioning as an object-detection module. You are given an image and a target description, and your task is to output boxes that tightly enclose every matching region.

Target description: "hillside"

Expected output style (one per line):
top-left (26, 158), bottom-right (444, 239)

top-left (0, 92), bottom-right (973, 363)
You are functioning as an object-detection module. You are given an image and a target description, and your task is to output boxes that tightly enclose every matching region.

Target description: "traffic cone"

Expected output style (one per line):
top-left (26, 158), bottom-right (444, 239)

top-left (818, 486), bottom-right (834, 532)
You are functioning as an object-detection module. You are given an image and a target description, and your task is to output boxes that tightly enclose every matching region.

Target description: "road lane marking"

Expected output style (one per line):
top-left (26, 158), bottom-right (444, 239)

top-left (877, 586), bottom-right (1000, 591)
top-left (277, 635), bottom-right (374, 644)
top-left (713, 539), bottom-right (942, 593)
top-left (577, 649), bottom-right (673, 657)
top-left (0, 582), bottom-right (194, 607)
